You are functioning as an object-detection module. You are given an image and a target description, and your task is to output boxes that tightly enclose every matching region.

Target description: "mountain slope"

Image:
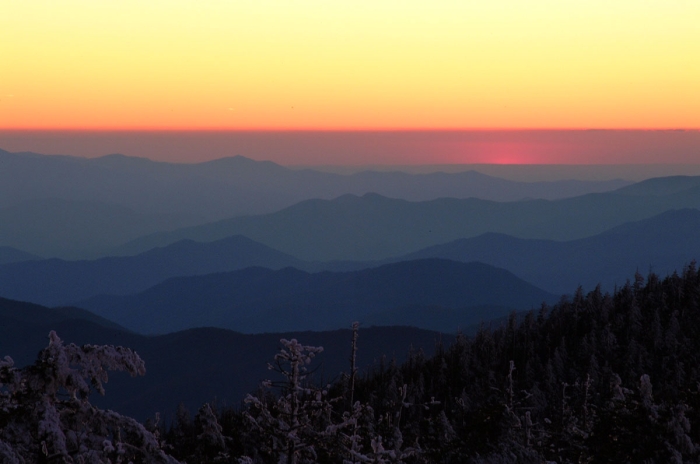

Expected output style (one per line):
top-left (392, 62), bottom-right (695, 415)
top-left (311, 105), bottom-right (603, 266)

top-left (613, 175), bottom-right (700, 196)
top-left (0, 235), bottom-right (304, 307)
top-left (0, 296), bottom-right (127, 335)
top-left (77, 259), bottom-right (556, 334)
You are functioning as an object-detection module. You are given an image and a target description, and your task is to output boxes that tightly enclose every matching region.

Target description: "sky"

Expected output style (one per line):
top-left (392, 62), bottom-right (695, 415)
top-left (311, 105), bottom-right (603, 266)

top-left (1, 1), bottom-right (700, 164)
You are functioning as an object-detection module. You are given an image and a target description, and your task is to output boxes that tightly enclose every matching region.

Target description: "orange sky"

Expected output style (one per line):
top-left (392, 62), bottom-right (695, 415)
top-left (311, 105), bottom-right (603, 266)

top-left (2, 1), bottom-right (700, 131)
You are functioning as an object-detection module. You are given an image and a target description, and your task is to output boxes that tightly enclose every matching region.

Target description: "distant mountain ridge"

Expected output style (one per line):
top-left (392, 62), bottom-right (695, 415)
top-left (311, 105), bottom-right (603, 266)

top-left (0, 297), bottom-right (127, 333)
top-left (614, 175), bottom-right (700, 196)
top-left (0, 235), bottom-right (304, 306)
top-left (0, 198), bottom-right (199, 259)
top-left (383, 208), bottom-right (700, 294)
top-left (76, 259), bottom-right (556, 335)
top-left (0, 148), bottom-right (637, 259)
top-left (114, 176), bottom-right (700, 261)
top-left (0, 246), bottom-right (39, 265)
top-left (0, 149), bottom-right (629, 220)
top-left (4, 208), bottom-right (700, 308)
top-left (4, 149), bottom-right (700, 262)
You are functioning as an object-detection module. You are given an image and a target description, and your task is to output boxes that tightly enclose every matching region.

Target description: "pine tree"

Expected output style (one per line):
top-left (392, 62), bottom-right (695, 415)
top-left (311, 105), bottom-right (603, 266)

top-left (244, 338), bottom-right (338, 464)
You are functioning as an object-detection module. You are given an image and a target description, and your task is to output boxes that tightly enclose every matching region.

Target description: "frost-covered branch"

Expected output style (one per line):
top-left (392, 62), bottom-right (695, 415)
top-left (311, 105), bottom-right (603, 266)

top-left (0, 331), bottom-right (179, 463)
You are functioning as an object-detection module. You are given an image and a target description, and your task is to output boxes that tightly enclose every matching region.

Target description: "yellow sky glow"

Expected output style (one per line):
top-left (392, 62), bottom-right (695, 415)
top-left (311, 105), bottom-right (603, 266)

top-left (2, 0), bottom-right (699, 129)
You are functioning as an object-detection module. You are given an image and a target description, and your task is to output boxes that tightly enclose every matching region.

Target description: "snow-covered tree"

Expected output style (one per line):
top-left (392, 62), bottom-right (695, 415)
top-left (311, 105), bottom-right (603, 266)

top-left (0, 331), bottom-right (179, 463)
top-left (244, 338), bottom-right (349, 463)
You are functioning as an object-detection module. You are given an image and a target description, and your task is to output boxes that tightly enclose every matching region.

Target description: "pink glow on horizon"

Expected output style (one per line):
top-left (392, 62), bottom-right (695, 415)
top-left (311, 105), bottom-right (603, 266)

top-left (1, 130), bottom-right (699, 166)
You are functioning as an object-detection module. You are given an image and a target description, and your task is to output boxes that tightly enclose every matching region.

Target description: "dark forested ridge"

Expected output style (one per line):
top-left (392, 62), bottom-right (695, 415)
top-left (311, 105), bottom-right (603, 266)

top-left (77, 259), bottom-right (555, 334)
top-left (0, 294), bottom-right (448, 422)
top-left (155, 265), bottom-right (700, 463)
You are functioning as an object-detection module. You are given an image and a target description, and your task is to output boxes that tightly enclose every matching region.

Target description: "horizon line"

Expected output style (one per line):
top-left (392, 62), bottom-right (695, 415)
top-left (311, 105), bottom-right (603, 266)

top-left (2, 127), bottom-right (699, 133)
top-left (3, 148), bottom-right (700, 168)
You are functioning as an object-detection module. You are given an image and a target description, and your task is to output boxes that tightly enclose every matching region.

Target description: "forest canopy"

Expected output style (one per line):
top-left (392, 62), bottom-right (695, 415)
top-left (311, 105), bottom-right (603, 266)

top-left (4, 264), bottom-right (700, 462)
